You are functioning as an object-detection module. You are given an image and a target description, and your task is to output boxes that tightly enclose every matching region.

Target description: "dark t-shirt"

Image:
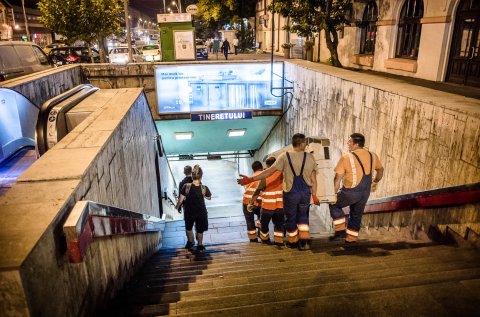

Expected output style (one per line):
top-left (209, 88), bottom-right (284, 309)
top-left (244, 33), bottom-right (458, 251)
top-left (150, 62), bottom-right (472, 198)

top-left (179, 176), bottom-right (193, 195)
top-left (181, 183), bottom-right (212, 215)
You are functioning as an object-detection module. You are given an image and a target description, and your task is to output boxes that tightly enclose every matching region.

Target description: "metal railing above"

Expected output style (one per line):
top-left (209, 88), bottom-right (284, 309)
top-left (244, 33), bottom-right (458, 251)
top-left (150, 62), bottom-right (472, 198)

top-left (64, 200), bottom-right (164, 263)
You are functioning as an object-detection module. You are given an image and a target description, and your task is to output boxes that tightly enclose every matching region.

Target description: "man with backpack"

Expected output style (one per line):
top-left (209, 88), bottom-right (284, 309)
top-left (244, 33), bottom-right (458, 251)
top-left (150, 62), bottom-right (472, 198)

top-left (175, 165), bottom-right (212, 252)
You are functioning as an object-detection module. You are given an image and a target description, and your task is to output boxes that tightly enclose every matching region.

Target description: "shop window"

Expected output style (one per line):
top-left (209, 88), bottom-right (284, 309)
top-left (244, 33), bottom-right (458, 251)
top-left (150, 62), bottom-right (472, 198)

top-left (359, 1), bottom-right (378, 54)
top-left (396, 0), bottom-right (424, 59)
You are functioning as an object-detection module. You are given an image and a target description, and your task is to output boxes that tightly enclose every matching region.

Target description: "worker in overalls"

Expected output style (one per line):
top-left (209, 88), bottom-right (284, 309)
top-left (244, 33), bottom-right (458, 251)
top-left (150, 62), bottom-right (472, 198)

top-left (329, 133), bottom-right (384, 242)
top-left (242, 161), bottom-right (263, 242)
top-left (238, 133), bottom-right (319, 250)
top-left (249, 157), bottom-right (284, 245)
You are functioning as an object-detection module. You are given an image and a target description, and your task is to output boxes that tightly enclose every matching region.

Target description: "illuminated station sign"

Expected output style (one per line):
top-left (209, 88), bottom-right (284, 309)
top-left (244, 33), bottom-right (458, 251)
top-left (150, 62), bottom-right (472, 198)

top-left (191, 111), bottom-right (253, 121)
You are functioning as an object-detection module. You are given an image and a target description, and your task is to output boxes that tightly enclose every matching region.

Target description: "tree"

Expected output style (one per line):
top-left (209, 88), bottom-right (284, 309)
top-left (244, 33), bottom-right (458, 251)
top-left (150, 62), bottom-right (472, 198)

top-left (196, 0), bottom-right (256, 31)
top-left (38, 0), bottom-right (123, 62)
top-left (270, 0), bottom-right (352, 67)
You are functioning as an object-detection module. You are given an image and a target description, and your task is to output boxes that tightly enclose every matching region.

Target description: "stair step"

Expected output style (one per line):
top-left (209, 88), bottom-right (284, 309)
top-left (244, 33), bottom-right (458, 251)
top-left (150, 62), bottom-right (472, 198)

top-left (127, 247), bottom-right (476, 287)
top-left (168, 267), bottom-right (480, 314)
top-left (133, 250), bottom-right (477, 286)
top-left (124, 257), bottom-right (480, 305)
top-left (166, 280), bottom-right (480, 317)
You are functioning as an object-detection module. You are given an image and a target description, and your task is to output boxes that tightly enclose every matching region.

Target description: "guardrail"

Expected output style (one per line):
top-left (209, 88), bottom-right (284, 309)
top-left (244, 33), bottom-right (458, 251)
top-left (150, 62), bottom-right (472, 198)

top-left (364, 182), bottom-right (480, 213)
top-left (64, 200), bottom-right (164, 263)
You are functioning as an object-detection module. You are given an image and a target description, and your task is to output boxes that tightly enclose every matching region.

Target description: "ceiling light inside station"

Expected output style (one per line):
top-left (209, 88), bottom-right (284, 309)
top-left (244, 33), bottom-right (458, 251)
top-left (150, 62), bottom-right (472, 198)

top-left (228, 129), bottom-right (246, 137)
top-left (175, 132), bottom-right (193, 140)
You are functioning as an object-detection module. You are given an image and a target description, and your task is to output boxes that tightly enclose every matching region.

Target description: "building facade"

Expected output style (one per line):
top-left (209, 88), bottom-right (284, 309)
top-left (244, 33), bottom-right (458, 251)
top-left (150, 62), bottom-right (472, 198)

top-left (257, 0), bottom-right (480, 87)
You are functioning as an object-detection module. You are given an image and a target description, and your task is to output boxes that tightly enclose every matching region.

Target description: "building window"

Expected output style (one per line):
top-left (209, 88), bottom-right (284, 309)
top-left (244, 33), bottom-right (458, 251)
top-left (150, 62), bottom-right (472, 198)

top-left (396, 0), bottom-right (424, 59)
top-left (359, 1), bottom-right (378, 54)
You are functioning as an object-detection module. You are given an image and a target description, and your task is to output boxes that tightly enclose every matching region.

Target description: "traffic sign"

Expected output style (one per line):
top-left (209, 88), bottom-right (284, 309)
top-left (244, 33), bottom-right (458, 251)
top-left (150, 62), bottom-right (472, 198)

top-left (186, 4), bottom-right (198, 15)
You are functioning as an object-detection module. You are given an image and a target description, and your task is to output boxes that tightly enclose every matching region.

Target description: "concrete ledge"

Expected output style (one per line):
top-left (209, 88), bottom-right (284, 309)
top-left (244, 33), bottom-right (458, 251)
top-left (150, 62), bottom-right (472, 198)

top-left (385, 58), bottom-right (418, 73)
top-left (350, 54), bottom-right (374, 67)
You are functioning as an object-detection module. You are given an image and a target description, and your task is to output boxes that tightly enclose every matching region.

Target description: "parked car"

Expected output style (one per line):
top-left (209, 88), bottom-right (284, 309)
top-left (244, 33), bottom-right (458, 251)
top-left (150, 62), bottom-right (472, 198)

top-left (0, 41), bottom-right (52, 81)
top-left (139, 44), bottom-right (161, 62)
top-left (108, 46), bottom-right (144, 63)
top-left (48, 47), bottom-right (100, 65)
top-left (43, 42), bottom-right (67, 54)
top-left (196, 39), bottom-right (208, 60)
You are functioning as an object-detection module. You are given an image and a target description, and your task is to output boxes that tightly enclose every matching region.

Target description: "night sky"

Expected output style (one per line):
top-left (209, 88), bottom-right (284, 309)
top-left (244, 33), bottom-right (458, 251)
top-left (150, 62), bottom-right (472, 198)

top-left (6, 0), bottom-right (179, 19)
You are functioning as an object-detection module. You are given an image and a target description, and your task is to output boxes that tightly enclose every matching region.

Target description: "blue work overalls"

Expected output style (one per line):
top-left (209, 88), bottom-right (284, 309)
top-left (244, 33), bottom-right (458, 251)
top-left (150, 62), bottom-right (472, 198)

top-left (329, 151), bottom-right (373, 242)
top-left (283, 152), bottom-right (311, 243)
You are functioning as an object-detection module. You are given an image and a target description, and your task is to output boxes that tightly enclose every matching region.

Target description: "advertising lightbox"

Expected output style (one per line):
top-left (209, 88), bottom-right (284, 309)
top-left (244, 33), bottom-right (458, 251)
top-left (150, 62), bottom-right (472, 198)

top-left (155, 63), bottom-right (283, 114)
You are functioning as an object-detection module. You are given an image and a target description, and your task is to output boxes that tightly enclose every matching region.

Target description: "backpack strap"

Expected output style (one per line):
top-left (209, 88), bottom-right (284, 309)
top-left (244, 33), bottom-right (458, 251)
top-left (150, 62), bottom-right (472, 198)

top-left (185, 183), bottom-right (192, 196)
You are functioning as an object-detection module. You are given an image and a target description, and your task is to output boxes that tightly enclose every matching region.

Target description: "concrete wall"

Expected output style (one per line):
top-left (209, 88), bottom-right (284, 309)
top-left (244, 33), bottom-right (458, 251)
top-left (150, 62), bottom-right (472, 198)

top-left (0, 88), bottom-right (161, 317)
top-left (251, 61), bottom-right (480, 199)
top-left (1, 65), bottom-right (84, 107)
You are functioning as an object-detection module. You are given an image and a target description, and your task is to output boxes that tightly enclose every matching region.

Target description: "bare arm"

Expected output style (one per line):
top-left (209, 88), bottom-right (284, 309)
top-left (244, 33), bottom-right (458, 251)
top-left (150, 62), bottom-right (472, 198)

top-left (374, 166), bottom-right (384, 183)
top-left (205, 196), bottom-right (212, 200)
top-left (175, 195), bottom-right (185, 210)
top-left (250, 179), bottom-right (266, 205)
top-left (333, 173), bottom-right (344, 193)
top-left (252, 166), bottom-right (277, 181)
top-left (310, 170), bottom-right (318, 196)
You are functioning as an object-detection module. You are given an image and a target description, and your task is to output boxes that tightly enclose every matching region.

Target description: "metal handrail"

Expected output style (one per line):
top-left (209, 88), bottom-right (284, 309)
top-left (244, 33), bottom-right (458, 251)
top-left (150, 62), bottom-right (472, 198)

top-left (64, 200), bottom-right (164, 263)
top-left (364, 182), bottom-right (480, 213)
top-left (36, 84), bottom-right (99, 155)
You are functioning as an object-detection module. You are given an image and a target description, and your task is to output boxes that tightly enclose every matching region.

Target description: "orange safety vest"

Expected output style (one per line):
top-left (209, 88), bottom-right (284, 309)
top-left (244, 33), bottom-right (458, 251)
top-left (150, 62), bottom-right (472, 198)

top-left (242, 170), bottom-right (262, 206)
top-left (261, 170), bottom-right (283, 211)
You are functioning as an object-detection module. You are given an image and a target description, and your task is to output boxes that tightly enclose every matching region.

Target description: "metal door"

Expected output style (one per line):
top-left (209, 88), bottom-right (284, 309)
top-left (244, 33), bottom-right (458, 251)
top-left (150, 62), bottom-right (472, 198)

top-left (446, 1), bottom-right (480, 87)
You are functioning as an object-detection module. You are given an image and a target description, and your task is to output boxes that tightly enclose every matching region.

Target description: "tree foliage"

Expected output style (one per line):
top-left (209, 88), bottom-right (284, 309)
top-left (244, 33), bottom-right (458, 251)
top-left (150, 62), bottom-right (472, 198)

top-left (196, 0), bottom-right (256, 30)
top-left (270, 0), bottom-right (352, 67)
top-left (38, 0), bottom-right (123, 44)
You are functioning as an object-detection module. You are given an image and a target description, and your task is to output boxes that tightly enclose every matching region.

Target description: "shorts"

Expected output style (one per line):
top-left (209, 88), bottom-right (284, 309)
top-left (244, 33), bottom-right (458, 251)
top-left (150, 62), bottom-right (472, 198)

top-left (184, 212), bottom-right (208, 233)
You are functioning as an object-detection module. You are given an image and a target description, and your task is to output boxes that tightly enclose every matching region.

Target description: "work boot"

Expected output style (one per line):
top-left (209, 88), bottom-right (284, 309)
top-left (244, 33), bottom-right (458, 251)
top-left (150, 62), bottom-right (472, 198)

top-left (285, 242), bottom-right (298, 249)
top-left (329, 230), bottom-right (346, 242)
top-left (298, 240), bottom-right (311, 251)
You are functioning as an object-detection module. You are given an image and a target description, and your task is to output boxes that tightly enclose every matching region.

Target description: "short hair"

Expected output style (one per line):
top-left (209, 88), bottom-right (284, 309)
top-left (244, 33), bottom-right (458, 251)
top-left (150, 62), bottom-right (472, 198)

top-left (292, 133), bottom-right (306, 147)
top-left (265, 157), bottom-right (276, 167)
top-left (192, 165), bottom-right (203, 180)
top-left (251, 161), bottom-right (263, 172)
top-left (350, 133), bottom-right (365, 147)
top-left (184, 165), bottom-right (192, 175)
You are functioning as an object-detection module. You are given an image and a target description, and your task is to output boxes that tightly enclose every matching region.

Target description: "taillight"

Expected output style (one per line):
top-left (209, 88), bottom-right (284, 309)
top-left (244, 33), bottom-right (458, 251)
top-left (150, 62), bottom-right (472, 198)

top-left (65, 55), bottom-right (79, 62)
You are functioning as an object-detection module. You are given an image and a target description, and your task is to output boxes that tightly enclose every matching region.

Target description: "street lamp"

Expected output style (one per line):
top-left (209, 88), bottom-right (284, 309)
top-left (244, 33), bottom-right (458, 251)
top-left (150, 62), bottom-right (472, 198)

top-left (171, 0), bottom-right (182, 13)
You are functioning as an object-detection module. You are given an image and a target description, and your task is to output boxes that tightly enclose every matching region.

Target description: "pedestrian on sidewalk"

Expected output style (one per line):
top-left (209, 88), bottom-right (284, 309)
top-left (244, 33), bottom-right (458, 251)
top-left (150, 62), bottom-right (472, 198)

top-left (238, 133), bottom-right (320, 250)
top-left (232, 37), bottom-right (239, 55)
top-left (221, 39), bottom-right (230, 60)
top-left (241, 161), bottom-right (263, 242)
top-left (328, 133), bottom-right (384, 243)
top-left (249, 157), bottom-right (284, 246)
top-left (177, 165), bottom-right (193, 213)
top-left (212, 38), bottom-right (220, 60)
top-left (175, 165), bottom-right (212, 252)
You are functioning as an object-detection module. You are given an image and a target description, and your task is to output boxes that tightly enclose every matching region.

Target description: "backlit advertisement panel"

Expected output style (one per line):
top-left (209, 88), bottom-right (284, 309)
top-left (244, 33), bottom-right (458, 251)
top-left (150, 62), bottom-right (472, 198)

top-left (155, 63), bottom-right (283, 114)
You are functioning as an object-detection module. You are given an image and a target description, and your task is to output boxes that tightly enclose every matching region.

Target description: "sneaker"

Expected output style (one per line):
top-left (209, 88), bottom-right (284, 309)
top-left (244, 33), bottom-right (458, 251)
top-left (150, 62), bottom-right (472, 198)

top-left (285, 242), bottom-right (298, 249)
top-left (261, 239), bottom-right (272, 245)
top-left (196, 245), bottom-right (206, 252)
top-left (184, 241), bottom-right (194, 250)
top-left (249, 238), bottom-right (258, 243)
top-left (328, 230), bottom-right (346, 242)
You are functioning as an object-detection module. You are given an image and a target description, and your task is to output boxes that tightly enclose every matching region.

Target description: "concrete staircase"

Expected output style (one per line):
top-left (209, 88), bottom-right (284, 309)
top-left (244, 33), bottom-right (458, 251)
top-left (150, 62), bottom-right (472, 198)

top-left (102, 231), bottom-right (480, 317)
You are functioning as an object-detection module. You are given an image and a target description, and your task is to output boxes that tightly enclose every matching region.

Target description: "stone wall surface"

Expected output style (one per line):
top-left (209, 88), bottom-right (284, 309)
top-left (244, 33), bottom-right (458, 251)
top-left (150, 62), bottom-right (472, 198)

top-left (0, 88), bottom-right (162, 317)
top-left (252, 61), bottom-right (480, 199)
top-left (1, 65), bottom-right (84, 107)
